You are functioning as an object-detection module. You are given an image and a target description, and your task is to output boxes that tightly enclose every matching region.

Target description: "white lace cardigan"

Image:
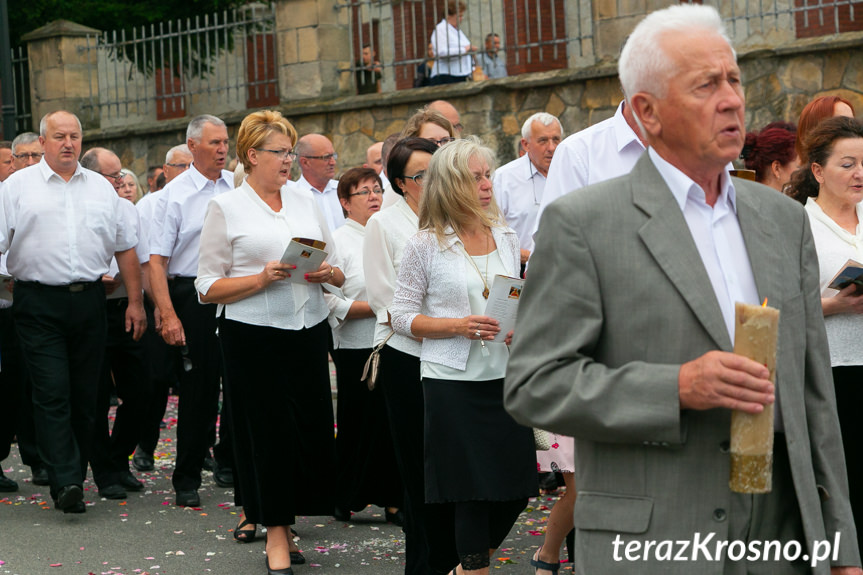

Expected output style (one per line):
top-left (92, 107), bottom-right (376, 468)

top-left (390, 224), bottom-right (520, 371)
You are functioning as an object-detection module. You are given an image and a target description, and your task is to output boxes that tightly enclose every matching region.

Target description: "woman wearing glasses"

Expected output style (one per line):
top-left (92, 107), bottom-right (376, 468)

top-left (401, 108), bottom-right (456, 148)
top-left (328, 167), bottom-right (403, 525)
top-left (390, 138), bottom-right (536, 575)
top-left (363, 137), bottom-right (459, 574)
top-left (196, 110), bottom-right (344, 575)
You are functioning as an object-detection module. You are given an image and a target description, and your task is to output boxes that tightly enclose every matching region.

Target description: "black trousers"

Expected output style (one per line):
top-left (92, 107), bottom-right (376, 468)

top-left (136, 298), bottom-right (182, 456)
top-left (377, 345), bottom-right (458, 575)
top-left (13, 281), bottom-right (107, 498)
top-left (428, 74), bottom-right (469, 86)
top-left (90, 298), bottom-right (152, 488)
top-left (0, 306), bottom-right (42, 470)
top-left (169, 278), bottom-right (226, 491)
top-left (833, 365), bottom-right (863, 556)
top-left (219, 318), bottom-right (335, 524)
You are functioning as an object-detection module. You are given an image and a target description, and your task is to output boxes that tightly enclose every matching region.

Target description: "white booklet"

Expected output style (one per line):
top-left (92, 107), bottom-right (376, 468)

top-left (482, 274), bottom-right (525, 342)
top-left (279, 238), bottom-right (328, 284)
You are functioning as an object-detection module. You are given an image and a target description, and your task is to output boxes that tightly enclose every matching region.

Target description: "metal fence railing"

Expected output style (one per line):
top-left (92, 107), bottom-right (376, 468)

top-left (10, 45), bottom-right (32, 135)
top-left (79, 2), bottom-right (278, 128)
top-left (339, 0), bottom-right (863, 94)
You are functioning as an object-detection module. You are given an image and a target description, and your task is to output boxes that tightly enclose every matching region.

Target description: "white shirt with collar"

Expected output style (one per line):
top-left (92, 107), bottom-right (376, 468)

top-left (107, 201), bottom-right (149, 299)
top-left (493, 154), bottom-right (545, 253)
top-left (537, 101), bottom-right (645, 235)
top-left (430, 18), bottom-right (473, 78)
top-left (150, 163), bottom-right (234, 277)
top-left (0, 159), bottom-right (137, 284)
top-left (363, 195), bottom-right (422, 356)
top-left (390, 224), bottom-right (520, 371)
top-left (135, 189), bottom-right (162, 265)
top-left (327, 218), bottom-right (374, 349)
top-left (295, 175), bottom-right (344, 232)
top-left (195, 180), bottom-right (338, 330)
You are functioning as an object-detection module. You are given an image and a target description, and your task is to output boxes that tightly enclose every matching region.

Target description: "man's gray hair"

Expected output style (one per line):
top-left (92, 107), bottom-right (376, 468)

top-left (521, 113), bottom-right (563, 139)
top-left (11, 132), bottom-right (38, 153)
top-left (38, 111), bottom-right (83, 137)
top-left (618, 4), bottom-right (733, 102)
top-left (186, 115), bottom-right (225, 142)
top-left (165, 144), bottom-right (191, 164)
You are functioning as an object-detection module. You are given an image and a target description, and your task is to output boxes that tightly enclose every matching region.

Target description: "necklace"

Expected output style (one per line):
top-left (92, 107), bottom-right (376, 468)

top-left (460, 231), bottom-right (490, 299)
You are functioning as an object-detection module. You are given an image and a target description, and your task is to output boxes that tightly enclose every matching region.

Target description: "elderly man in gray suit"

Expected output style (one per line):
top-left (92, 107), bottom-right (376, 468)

top-left (505, 5), bottom-right (862, 575)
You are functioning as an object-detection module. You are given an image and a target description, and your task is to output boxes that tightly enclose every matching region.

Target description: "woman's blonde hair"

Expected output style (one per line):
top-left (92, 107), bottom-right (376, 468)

top-left (120, 168), bottom-right (143, 203)
top-left (419, 137), bottom-right (502, 243)
top-left (236, 110), bottom-right (298, 172)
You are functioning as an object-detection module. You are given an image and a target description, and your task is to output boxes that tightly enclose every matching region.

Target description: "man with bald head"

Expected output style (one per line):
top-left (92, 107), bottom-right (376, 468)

top-left (427, 99), bottom-right (463, 137)
top-left (296, 133), bottom-right (344, 231)
top-left (0, 111), bottom-right (146, 513)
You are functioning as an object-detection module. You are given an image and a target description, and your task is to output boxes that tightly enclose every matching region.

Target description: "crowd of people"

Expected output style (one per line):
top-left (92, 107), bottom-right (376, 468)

top-left (2, 3), bottom-right (863, 575)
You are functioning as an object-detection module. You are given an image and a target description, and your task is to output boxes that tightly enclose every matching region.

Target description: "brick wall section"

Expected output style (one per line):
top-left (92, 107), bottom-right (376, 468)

top-left (246, 34), bottom-right (279, 109)
top-left (795, 0), bottom-right (863, 38)
top-left (393, 2), bottom-right (439, 90)
top-left (503, 0), bottom-right (568, 76)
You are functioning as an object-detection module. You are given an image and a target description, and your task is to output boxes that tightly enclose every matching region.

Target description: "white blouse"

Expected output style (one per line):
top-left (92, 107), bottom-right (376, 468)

top-left (391, 224), bottom-right (520, 371)
top-left (195, 181), bottom-right (339, 330)
top-left (327, 218), bottom-right (375, 349)
top-left (363, 196), bottom-right (422, 357)
top-left (805, 197), bottom-right (863, 367)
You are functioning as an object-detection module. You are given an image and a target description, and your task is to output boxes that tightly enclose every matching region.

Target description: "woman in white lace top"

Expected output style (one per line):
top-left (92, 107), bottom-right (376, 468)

top-left (391, 138), bottom-right (536, 575)
top-left (195, 110), bottom-right (344, 575)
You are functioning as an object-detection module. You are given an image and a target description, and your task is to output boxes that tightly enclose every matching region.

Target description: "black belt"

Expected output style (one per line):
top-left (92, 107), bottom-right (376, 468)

top-left (170, 276), bottom-right (196, 284)
top-left (16, 280), bottom-right (102, 293)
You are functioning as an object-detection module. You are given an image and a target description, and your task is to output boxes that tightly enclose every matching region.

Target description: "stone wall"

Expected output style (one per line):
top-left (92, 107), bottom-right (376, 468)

top-left (85, 33), bottom-right (863, 184)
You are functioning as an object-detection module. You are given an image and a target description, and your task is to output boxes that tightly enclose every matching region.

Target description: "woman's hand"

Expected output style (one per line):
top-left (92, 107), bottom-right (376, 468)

top-left (306, 261), bottom-right (335, 284)
top-left (258, 261), bottom-right (295, 289)
top-left (504, 330), bottom-right (514, 346)
top-left (460, 315), bottom-right (500, 341)
top-left (822, 284), bottom-right (863, 316)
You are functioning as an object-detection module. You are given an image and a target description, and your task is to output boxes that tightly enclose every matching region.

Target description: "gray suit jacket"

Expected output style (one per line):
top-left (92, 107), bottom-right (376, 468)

top-left (504, 154), bottom-right (859, 573)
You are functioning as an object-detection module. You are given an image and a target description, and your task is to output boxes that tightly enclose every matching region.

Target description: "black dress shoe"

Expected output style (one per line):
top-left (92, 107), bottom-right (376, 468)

top-left (333, 506), bottom-right (351, 522)
top-left (385, 508), bottom-right (405, 527)
top-left (99, 484), bottom-right (128, 500)
top-left (289, 551), bottom-right (305, 565)
top-left (0, 471), bottom-right (19, 492)
top-left (265, 557), bottom-right (294, 574)
top-left (213, 464), bottom-right (234, 488)
top-left (31, 466), bottom-right (49, 486)
top-left (119, 471), bottom-right (145, 492)
top-left (132, 449), bottom-right (154, 472)
top-left (55, 484), bottom-right (83, 511)
top-left (175, 489), bottom-right (200, 507)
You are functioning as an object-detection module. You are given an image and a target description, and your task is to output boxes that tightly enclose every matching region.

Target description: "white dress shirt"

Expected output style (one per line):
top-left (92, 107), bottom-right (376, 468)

top-left (107, 202), bottom-right (149, 300)
top-left (195, 181), bottom-right (338, 330)
top-left (135, 189), bottom-right (162, 265)
top-left (0, 159), bottom-right (137, 284)
top-left (363, 195), bottom-right (422, 356)
top-left (430, 18), bottom-right (473, 78)
top-left (493, 154), bottom-right (545, 253)
top-left (295, 175), bottom-right (345, 232)
top-left (327, 218), bottom-right (375, 349)
top-left (805, 197), bottom-right (863, 367)
top-left (390, 225), bottom-right (520, 371)
top-left (537, 101), bottom-right (645, 235)
top-left (150, 163), bottom-right (234, 277)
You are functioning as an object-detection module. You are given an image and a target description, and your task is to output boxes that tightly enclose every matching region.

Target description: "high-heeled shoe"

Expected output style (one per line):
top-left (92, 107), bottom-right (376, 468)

top-left (233, 517), bottom-right (257, 543)
top-left (265, 557), bottom-right (293, 575)
top-left (530, 546), bottom-right (560, 574)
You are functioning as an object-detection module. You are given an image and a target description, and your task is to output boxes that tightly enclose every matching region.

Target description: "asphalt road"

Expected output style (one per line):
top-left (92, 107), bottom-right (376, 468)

top-left (0, 395), bottom-right (564, 575)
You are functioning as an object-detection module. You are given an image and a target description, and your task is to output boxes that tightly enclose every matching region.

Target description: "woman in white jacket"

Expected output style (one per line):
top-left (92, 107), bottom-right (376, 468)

top-left (391, 138), bottom-right (536, 575)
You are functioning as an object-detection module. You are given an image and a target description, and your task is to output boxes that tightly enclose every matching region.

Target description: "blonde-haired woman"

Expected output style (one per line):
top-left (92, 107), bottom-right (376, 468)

top-left (391, 138), bottom-right (536, 575)
top-left (118, 169), bottom-right (142, 204)
top-left (196, 110), bottom-right (343, 575)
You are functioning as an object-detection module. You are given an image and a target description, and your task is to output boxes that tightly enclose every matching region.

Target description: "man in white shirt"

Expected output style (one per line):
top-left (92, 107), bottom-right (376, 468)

top-left (0, 141), bottom-right (14, 182)
top-left (162, 143), bottom-right (193, 184)
top-left (148, 114), bottom-right (235, 507)
top-left (493, 112), bottom-right (562, 269)
top-left (0, 110), bottom-right (146, 514)
top-left (296, 133), bottom-right (344, 232)
top-left (80, 148), bottom-right (151, 502)
top-left (536, 100), bottom-right (645, 235)
top-left (429, 0), bottom-right (477, 85)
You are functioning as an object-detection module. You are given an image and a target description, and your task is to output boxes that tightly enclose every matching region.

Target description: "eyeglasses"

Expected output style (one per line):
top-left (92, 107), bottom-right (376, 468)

top-left (165, 162), bottom-right (189, 169)
top-left (349, 187), bottom-right (383, 197)
top-left (428, 137), bottom-right (455, 147)
top-left (100, 171), bottom-right (125, 182)
top-left (453, 123), bottom-right (464, 133)
top-left (256, 148), bottom-right (298, 161)
top-left (302, 153), bottom-right (338, 162)
top-left (404, 171), bottom-right (425, 184)
top-left (13, 152), bottom-right (43, 160)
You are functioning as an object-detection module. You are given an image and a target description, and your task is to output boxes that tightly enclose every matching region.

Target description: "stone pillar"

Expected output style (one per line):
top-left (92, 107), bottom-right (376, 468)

top-left (22, 20), bottom-right (101, 130)
top-left (275, 0), bottom-right (353, 102)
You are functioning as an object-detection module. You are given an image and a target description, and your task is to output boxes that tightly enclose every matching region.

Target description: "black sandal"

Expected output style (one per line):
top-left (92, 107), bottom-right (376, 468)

top-left (233, 517), bottom-right (257, 543)
top-left (530, 546), bottom-right (560, 574)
